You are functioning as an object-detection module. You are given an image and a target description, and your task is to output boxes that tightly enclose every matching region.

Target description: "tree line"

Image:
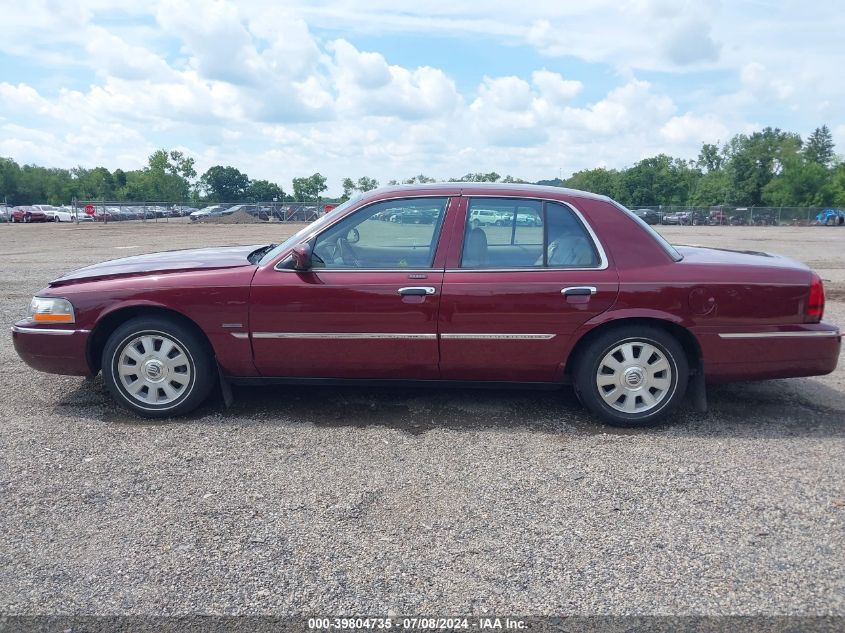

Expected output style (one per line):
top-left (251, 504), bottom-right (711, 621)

top-left (1, 126), bottom-right (843, 207)
top-left (552, 125), bottom-right (844, 208)
top-left (0, 150), bottom-right (329, 205)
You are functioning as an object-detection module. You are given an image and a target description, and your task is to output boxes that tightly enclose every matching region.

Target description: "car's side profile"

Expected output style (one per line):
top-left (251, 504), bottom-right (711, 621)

top-left (11, 183), bottom-right (841, 426)
top-left (34, 205), bottom-right (75, 222)
top-left (10, 206), bottom-right (48, 223)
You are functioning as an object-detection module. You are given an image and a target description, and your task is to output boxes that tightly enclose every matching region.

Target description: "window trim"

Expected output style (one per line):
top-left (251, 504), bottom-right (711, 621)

top-left (452, 195), bottom-right (609, 272)
top-left (273, 195), bottom-right (452, 272)
top-left (614, 202), bottom-right (683, 262)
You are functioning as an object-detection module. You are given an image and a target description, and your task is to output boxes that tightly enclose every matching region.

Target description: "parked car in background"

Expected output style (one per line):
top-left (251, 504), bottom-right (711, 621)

top-left (190, 205), bottom-right (229, 222)
top-left (469, 208), bottom-right (506, 227)
top-left (751, 211), bottom-right (778, 226)
top-left (815, 209), bottom-right (845, 226)
top-left (10, 206), bottom-right (48, 223)
top-left (55, 206), bottom-right (76, 222)
top-left (708, 210), bottom-right (728, 225)
top-left (0, 204), bottom-right (11, 222)
top-left (633, 209), bottom-right (661, 225)
top-left (277, 204), bottom-right (320, 221)
top-left (660, 211), bottom-right (690, 225)
top-left (12, 183), bottom-right (840, 428)
top-left (389, 208), bottom-right (439, 224)
top-left (35, 205), bottom-right (75, 222)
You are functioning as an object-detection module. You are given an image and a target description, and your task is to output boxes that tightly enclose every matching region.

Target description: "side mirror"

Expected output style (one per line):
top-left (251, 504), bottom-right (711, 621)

top-left (291, 242), bottom-right (312, 271)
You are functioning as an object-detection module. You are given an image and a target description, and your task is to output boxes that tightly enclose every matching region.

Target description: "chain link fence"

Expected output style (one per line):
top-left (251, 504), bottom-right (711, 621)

top-left (630, 205), bottom-right (845, 227)
top-left (66, 200), bottom-right (338, 224)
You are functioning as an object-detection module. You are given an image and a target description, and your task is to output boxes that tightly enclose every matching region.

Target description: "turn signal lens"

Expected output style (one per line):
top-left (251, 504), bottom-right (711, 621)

top-left (805, 274), bottom-right (825, 323)
top-left (28, 297), bottom-right (75, 324)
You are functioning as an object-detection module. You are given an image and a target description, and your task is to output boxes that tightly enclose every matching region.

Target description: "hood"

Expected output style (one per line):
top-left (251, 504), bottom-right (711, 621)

top-left (50, 245), bottom-right (264, 286)
top-left (675, 245), bottom-right (809, 271)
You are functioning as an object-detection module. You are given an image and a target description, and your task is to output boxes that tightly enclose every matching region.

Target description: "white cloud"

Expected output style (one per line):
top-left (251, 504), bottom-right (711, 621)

top-left (740, 62), bottom-right (794, 101)
top-left (330, 40), bottom-right (460, 120)
top-left (661, 19), bottom-right (720, 65)
top-left (660, 113), bottom-right (729, 145)
top-left (531, 70), bottom-right (582, 103)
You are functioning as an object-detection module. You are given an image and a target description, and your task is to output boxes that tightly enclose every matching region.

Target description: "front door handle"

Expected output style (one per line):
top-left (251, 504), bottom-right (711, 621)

top-left (562, 286), bottom-right (597, 296)
top-left (398, 286), bottom-right (436, 296)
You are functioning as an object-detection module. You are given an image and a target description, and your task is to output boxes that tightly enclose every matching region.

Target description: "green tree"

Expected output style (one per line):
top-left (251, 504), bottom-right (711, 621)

top-left (689, 169), bottom-right (730, 206)
top-left (340, 176), bottom-right (380, 201)
top-left (341, 177), bottom-right (356, 201)
top-left (450, 172), bottom-right (501, 182)
top-left (356, 176), bottom-right (379, 192)
top-left (564, 168), bottom-right (622, 199)
top-left (803, 125), bottom-right (835, 167)
top-left (143, 149), bottom-right (196, 200)
top-left (402, 174), bottom-right (436, 184)
top-left (617, 155), bottom-right (700, 206)
top-left (292, 173), bottom-right (328, 201)
top-left (723, 127), bottom-right (801, 206)
top-left (0, 157), bottom-right (22, 204)
top-left (246, 179), bottom-right (284, 202)
top-left (696, 143), bottom-right (724, 173)
top-left (763, 152), bottom-right (834, 207)
top-left (199, 166), bottom-right (250, 201)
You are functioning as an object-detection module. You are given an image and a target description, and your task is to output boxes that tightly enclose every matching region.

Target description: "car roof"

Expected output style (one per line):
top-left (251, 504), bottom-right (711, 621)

top-left (363, 182), bottom-right (611, 202)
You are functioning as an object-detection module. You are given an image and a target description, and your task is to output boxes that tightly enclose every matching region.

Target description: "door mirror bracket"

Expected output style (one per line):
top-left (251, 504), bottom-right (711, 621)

top-left (290, 242), bottom-right (312, 271)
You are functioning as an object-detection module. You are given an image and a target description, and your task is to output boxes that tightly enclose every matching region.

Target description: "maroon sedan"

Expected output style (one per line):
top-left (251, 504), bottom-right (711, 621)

top-left (10, 206), bottom-right (48, 223)
top-left (11, 184), bottom-right (840, 426)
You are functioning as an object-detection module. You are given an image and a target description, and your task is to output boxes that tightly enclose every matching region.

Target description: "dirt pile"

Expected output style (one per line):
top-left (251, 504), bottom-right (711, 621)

top-left (206, 209), bottom-right (265, 224)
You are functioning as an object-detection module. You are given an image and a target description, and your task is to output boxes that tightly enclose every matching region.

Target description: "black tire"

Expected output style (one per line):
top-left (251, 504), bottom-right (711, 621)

top-left (24, 213), bottom-right (31, 223)
top-left (102, 316), bottom-right (216, 418)
top-left (574, 325), bottom-right (689, 427)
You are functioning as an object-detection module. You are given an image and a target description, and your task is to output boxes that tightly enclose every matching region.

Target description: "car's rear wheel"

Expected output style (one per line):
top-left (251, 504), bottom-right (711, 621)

top-left (102, 317), bottom-right (215, 418)
top-left (574, 326), bottom-right (688, 427)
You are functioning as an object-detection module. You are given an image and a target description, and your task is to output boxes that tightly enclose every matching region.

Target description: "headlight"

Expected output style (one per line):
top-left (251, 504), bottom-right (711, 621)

top-left (28, 297), bottom-right (75, 324)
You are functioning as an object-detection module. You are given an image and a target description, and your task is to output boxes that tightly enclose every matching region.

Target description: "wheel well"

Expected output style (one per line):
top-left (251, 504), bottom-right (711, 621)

top-left (563, 317), bottom-right (702, 379)
top-left (86, 306), bottom-right (215, 374)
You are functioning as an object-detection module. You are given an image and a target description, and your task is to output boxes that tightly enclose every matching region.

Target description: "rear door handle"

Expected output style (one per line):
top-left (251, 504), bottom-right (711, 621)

top-left (398, 286), bottom-right (436, 296)
top-left (562, 286), bottom-right (597, 296)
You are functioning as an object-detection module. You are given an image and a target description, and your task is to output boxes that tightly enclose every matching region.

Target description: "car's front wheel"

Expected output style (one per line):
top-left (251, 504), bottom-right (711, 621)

top-left (574, 326), bottom-right (688, 427)
top-left (102, 317), bottom-right (215, 417)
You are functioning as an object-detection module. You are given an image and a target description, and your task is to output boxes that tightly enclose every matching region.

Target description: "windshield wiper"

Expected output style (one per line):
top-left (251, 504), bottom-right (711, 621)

top-left (247, 244), bottom-right (277, 264)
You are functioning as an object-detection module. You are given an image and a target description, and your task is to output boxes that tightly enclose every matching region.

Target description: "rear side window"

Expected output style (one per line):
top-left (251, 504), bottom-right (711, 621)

top-left (460, 198), bottom-right (599, 269)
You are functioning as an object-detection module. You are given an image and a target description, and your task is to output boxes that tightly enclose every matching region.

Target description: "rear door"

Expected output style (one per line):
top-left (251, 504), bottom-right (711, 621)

top-left (438, 196), bottom-right (619, 382)
top-left (249, 196), bottom-right (457, 379)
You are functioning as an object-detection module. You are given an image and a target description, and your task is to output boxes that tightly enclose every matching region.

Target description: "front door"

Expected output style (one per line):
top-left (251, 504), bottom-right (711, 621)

top-left (249, 196), bottom-right (455, 379)
top-left (438, 196), bottom-right (619, 382)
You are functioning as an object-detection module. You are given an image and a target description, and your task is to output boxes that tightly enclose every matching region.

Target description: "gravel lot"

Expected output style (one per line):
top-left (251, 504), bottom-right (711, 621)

top-left (0, 222), bottom-right (843, 616)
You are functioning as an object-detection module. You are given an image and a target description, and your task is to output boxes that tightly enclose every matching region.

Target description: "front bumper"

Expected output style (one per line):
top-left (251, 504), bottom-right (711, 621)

top-left (11, 323), bottom-right (93, 376)
top-left (699, 322), bottom-right (841, 383)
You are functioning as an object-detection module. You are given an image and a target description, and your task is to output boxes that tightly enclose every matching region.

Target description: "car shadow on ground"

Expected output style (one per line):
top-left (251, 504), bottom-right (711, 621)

top-left (55, 375), bottom-right (845, 438)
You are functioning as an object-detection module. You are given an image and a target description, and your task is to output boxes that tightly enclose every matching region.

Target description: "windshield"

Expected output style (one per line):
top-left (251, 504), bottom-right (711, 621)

top-left (617, 204), bottom-right (683, 262)
top-left (257, 197), bottom-right (358, 266)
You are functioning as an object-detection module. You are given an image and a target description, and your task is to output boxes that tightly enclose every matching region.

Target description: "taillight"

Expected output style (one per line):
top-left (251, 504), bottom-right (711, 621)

top-left (805, 273), bottom-right (825, 323)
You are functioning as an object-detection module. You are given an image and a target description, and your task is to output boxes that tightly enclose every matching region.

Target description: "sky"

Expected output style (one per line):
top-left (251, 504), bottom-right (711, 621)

top-left (1, 0), bottom-right (844, 196)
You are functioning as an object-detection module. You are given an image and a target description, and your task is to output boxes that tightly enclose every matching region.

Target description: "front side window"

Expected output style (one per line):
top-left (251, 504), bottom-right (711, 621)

top-left (312, 197), bottom-right (448, 269)
top-left (460, 198), bottom-right (599, 269)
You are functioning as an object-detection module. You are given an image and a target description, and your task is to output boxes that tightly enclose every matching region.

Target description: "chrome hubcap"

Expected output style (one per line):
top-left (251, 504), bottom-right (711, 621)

top-left (117, 334), bottom-right (192, 405)
top-left (596, 341), bottom-right (672, 413)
